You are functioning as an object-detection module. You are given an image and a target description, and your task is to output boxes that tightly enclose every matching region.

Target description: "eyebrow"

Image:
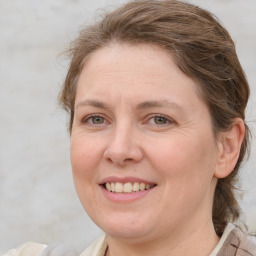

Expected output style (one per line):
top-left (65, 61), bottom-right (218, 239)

top-left (76, 99), bottom-right (110, 110)
top-left (136, 100), bottom-right (184, 112)
top-left (76, 99), bottom-right (185, 113)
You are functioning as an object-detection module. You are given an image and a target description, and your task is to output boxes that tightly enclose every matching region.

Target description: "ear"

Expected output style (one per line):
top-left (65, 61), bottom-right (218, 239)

top-left (214, 118), bottom-right (245, 178)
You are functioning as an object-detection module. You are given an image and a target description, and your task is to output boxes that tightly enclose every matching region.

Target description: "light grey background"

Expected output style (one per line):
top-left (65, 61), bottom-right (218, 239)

top-left (1, 0), bottom-right (255, 254)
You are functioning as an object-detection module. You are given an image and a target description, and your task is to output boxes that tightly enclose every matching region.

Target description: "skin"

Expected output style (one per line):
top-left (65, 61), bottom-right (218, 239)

top-left (70, 43), bottom-right (244, 256)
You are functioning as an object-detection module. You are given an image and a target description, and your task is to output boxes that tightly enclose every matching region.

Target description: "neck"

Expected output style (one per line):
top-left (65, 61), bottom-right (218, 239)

top-left (106, 220), bottom-right (219, 256)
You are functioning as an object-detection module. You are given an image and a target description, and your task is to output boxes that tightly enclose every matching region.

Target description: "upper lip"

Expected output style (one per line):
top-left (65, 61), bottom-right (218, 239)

top-left (99, 176), bottom-right (156, 185)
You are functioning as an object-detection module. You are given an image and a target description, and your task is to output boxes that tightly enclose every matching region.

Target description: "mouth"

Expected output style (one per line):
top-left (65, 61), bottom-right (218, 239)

top-left (103, 182), bottom-right (157, 193)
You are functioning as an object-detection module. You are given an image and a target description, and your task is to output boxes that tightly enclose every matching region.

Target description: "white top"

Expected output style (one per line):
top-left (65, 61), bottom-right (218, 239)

top-left (80, 236), bottom-right (107, 256)
top-left (3, 242), bottom-right (47, 256)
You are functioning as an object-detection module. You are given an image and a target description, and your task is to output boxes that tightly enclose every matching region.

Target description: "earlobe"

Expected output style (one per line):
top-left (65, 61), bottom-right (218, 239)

top-left (214, 118), bottom-right (245, 179)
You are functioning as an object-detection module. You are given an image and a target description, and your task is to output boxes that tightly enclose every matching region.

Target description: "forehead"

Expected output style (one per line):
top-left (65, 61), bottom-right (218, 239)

top-left (78, 43), bottom-right (197, 89)
top-left (75, 43), bottom-right (205, 111)
top-left (80, 43), bottom-right (180, 75)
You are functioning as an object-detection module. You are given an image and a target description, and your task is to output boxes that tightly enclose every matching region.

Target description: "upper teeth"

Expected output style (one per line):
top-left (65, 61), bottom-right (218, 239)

top-left (105, 182), bottom-right (154, 193)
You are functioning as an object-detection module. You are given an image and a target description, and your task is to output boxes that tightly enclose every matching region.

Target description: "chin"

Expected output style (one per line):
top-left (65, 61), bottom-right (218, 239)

top-left (90, 211), bottom-right (156, 239)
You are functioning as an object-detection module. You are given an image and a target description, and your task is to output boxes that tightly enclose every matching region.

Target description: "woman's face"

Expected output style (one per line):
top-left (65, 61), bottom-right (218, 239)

top-left (71, 43), bottom-right (220, 242)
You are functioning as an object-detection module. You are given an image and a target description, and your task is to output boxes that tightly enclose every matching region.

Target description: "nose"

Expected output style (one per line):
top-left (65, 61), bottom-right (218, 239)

top-left (103, 125), bottom-right (143, 166)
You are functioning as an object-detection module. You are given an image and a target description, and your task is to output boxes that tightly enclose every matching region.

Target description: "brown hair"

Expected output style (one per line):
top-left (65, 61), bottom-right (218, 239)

top-left (59, 0), bottom-right (250, 236)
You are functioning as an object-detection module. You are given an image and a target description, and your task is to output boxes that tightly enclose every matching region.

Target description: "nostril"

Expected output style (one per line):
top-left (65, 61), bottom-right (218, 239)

top-left (103, 145), bottom-right (143, 165)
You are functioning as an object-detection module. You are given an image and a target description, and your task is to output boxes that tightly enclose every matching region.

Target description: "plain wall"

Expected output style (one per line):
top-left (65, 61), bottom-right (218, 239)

top-left (1, 0), bottom-right (255, 253)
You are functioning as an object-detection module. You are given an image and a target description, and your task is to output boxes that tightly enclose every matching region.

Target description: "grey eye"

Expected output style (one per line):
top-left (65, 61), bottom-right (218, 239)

top-left (153, 116), bottom-right (168, 125)
top-left (90, 116), bottom-right (105, 124)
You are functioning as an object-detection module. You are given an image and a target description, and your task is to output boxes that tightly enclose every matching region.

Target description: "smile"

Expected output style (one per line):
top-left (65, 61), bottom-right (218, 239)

top-left (104, 182), bottom-right (156, 193)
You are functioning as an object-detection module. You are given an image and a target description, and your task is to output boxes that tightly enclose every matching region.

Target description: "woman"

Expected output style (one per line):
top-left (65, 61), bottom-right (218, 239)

top-left (5, 0), bottom-right (255, 255)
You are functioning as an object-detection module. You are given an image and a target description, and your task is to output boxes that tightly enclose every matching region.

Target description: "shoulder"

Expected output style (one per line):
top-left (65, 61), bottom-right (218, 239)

top-left (3, 237), bottom-right (106, 256)
top-left (80, 235), bottom-right (107, 256)
top-left (4, 242), bottom-right (46, 256)
top-left (218, 225), bottom-right (256, 256)
top-left (231, 228), bottom-right (256, 256)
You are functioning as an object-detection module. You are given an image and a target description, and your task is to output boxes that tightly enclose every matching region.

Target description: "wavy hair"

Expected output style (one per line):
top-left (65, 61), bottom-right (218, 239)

top-left (59, 0), bottom-right (250, 236)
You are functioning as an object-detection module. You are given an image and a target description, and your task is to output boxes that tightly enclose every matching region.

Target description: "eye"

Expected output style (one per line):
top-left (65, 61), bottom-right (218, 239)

top-left (83, 115), bottom-right (107, 125)
top-left (147, 114), bottom-right (174, 126)
top-left (90, 116), bottom-right (105, 124)
top-left (152, 116), bottom-right (168, 125)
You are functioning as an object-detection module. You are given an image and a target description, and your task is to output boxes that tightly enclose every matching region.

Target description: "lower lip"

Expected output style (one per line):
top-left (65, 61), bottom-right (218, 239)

top-left (100, 185), bottom-right (156, 202)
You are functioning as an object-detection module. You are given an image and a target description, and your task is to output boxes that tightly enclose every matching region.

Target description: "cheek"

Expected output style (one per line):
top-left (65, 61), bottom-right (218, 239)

top-left (70, 137), bottom-right (101, 210)
top-left (70, 136), bottom-right (101, 186)
top-left (149, 136), bottom-right (217, 216)
top-left (147, 134), bottom-right (217, 188)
